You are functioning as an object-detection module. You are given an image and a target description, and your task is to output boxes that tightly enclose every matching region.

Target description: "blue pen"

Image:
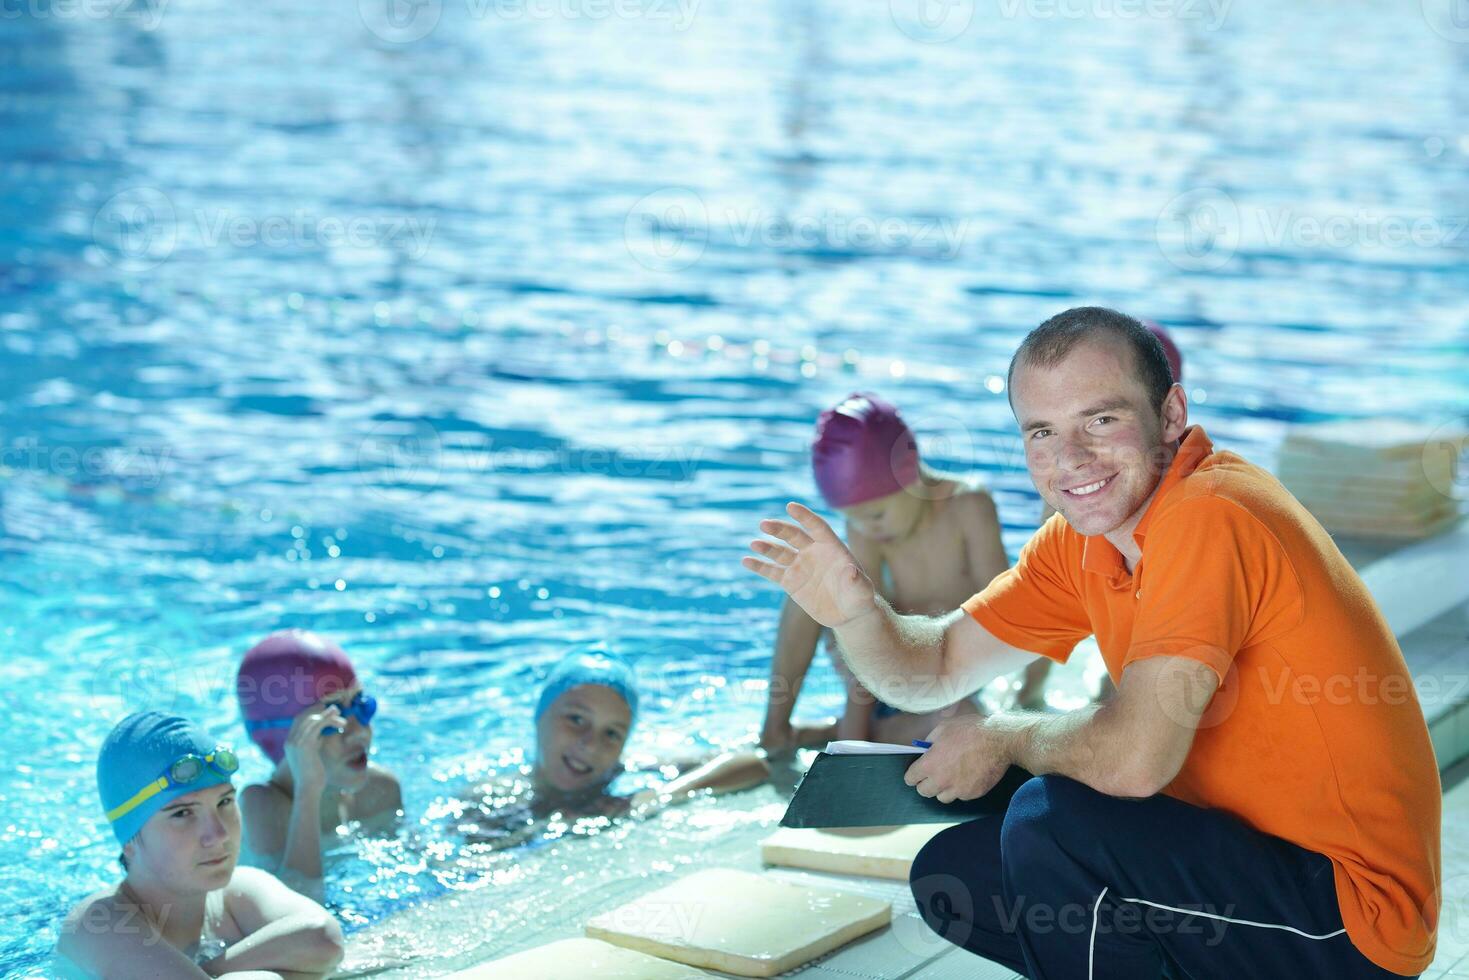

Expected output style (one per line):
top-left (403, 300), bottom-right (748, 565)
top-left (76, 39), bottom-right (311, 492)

top-left (912, 740), bottom-right (932, 749)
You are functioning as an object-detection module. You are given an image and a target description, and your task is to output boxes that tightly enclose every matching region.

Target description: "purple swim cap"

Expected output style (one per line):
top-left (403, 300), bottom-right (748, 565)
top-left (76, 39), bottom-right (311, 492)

top-left (237, 630), bottom-right (357, 763)
top-left (812, 392), bottom-right (920, 509)
top-left (1143, 320), bottom-right (1184, 383)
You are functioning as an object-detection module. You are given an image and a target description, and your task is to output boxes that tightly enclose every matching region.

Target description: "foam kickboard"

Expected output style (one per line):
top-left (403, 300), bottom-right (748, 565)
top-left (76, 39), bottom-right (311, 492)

top-left (585, 868), bottom-right (891, 978)
top-left (1278, 469), bottom-right (1449, 506)
top-left (1280, 418), bottom-right (1463, 462)
top-left (761, 824), bottom-right (958, 880)
top-left (1290, 490), bottom-right (1456, 522)
top-left (1307, 501), bottom-right (1461, 536)
top-left (446, 937), bottom-right (711, 979)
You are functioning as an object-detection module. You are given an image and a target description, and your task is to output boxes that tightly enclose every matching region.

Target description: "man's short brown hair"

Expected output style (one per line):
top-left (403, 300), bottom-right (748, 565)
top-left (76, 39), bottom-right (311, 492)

top-left (1008, 307), bottom-right (1175, 410)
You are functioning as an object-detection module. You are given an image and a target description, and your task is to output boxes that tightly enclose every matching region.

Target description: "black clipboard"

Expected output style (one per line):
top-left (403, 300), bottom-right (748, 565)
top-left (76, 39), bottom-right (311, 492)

top-left (779, 753), bottom-right (1031, 828)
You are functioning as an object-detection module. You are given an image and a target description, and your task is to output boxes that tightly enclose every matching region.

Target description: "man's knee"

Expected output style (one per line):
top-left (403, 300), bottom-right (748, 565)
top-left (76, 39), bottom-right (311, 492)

top-left (909, 823), bottom-right (1008, 956)
top-left (1000, 774), bottom-right (1096, 872)
top-left (910, 824), bottom-right (980, 931)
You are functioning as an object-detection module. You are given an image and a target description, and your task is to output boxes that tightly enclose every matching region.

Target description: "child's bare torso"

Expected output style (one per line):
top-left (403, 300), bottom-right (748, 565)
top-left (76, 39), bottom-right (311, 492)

top-left (861, 478), bottom-right (994, 616)
top-left (830, 477), bottom-right (1008, 741)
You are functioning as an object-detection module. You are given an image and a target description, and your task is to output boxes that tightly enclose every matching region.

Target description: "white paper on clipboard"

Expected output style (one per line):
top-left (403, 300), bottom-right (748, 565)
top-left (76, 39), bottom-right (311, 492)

top-left (823, 740), bottom-right (927, 756)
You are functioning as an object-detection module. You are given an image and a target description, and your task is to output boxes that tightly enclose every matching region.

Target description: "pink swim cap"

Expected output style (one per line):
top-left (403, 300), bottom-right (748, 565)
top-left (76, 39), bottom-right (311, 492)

top-left (237, 630), bottom-right (357, 763)
top-left (1143, 321), bottom-right (1184, 383)
top-left (812, 392), bottom-right (920, 509)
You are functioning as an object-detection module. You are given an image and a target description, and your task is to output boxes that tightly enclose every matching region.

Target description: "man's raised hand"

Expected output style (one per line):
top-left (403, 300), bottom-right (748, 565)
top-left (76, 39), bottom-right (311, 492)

top-left (742, 502), bottom-right (877, 629)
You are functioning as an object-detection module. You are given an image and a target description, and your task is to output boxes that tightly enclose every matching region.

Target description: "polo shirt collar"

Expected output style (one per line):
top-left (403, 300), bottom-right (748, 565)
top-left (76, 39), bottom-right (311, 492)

top-left (1079, 425), bottom-right (1214, 583)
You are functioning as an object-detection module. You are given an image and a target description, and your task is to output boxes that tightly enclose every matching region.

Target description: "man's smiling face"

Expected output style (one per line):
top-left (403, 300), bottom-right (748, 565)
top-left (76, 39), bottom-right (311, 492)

top-left (1011, 338), bottom-right (1184, 538)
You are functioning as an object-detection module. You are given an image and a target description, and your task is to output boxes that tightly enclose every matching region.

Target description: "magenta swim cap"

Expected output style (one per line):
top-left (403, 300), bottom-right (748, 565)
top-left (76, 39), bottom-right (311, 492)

top-left (1143, 321), bottom-right (1184, 383)
top-left (812, 392), bottom-right (920, 509)
top-left (237, 630), bottom-right (357, 763)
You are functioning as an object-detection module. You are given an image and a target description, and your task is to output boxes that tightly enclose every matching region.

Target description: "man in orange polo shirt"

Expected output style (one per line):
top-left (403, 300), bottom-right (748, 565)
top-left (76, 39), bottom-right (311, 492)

top-left (744, 307), bottom-right (1440, 977)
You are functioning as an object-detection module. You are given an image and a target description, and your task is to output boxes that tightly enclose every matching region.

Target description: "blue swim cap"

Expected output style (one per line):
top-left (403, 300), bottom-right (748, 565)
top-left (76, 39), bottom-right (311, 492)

top-left (98, 711), bottom-right (235, 847)
top-left (534, 643), bottom-right (639, 732)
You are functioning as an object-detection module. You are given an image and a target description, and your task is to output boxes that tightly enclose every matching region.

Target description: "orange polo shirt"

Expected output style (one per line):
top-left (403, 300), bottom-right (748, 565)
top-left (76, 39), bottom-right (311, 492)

top-left (963, 425), bottom-right (1440, 975)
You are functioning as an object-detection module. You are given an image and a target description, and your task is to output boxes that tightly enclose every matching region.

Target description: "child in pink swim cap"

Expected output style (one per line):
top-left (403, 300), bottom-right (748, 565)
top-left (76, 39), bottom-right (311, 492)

top-left (235, 630), bottom-right (402, 888)
top-left (760, 393), bottom-right (1011, 752)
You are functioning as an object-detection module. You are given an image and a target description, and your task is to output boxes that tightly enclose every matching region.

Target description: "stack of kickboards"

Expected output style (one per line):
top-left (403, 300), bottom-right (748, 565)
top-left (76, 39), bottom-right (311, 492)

top-left (1277, 418), bottom-right (1466, 540)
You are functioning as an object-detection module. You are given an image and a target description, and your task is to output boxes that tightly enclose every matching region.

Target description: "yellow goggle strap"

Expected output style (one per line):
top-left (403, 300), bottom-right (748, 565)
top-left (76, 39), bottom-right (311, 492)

top-left (105, 775), bottom-right (170, 823)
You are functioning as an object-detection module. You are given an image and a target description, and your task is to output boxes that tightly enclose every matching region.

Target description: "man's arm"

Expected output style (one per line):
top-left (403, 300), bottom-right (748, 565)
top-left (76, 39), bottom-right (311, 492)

top-left (1004, 654), bottom-right (1219, 796)
top-left (746, 503), bottom-right (1037, 714)
top-left (835, 603), bottom-right (1037, 713)
top-left (908, 654), bottom-right (1220, 801)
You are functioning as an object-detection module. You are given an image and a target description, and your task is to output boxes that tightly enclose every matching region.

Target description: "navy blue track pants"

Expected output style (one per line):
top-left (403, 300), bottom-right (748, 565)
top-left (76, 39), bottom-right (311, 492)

top-left (908, 772), bottom-right (1412, 979)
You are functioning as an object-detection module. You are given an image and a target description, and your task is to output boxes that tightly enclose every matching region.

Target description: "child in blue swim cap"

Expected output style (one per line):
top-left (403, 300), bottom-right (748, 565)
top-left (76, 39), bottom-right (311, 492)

top-left (56, 711), bottom-right (345, 978)
top-left (532, 644), bottom-right (643, 801)
top-left (458, 644), bottom-right (770, 833)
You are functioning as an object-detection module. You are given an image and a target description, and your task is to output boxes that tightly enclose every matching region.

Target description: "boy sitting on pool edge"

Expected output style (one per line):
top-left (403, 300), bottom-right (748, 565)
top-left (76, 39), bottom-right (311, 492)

top-left (760, 392), bottom-right (1016, 753)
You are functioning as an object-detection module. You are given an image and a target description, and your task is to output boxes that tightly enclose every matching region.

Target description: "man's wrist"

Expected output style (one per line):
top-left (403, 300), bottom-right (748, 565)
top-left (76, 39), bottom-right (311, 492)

top-left (834, 590), bottom-right (886, 638)
top-left (982, 711), bottom-right (1039, 771)
top-left (829, 597), bottom-right (890, 679)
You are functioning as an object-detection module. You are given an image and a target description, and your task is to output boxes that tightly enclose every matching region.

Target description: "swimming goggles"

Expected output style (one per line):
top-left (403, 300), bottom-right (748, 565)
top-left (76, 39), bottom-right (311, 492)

top-left (105, 747), bottom-right (240, 823)
top-left (243, 691), bottom-right (378, 736)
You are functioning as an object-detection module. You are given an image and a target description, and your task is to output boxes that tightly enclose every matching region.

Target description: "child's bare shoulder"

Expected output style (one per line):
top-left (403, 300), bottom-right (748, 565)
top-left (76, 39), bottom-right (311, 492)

top-left (240, 780), bottom-right (289, 820)
top-left (239, 781), bottom-right (290, 856)
top-left (354, 764), bottom-right (404, 820)
top-left (935, 478), bottom-right (1000, 526)
top-left (59, 887), bottom-right (122, 932)
top-left (56, 887), bottom-right (135, 969)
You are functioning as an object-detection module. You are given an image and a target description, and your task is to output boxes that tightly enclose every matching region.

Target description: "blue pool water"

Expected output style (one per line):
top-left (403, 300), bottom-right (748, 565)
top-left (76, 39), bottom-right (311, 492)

top-left (2, 0), bottom-right (1468, 974)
